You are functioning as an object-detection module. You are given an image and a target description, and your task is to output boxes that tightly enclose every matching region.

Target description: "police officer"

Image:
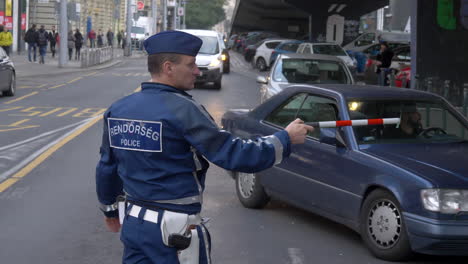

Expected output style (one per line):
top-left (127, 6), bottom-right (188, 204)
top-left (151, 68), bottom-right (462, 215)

top-left (96, 30), bottom-right (314, 264)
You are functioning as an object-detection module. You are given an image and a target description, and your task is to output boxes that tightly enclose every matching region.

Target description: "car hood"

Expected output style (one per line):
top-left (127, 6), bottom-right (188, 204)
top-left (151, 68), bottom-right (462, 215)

top-left (267, 82), bottom-right (291, 98)
top-left (196, 54), bottom-right (217, 66)
top-left (361, 143), bottom-right (468, 187)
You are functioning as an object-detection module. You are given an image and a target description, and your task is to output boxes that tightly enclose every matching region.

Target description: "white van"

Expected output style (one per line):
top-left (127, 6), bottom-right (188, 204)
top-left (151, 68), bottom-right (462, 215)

top-left (343, 30), bottom-right (410, 51)
top-left (180, 29), bottom-right (226, 89)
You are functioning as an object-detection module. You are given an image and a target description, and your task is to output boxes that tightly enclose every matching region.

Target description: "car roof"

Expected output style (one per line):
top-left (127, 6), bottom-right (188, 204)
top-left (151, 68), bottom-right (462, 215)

top-left (279, 53), bottom-right (344, 62)
top-left (284, 84), bottom-right (441, 101)
top-left (180, 29), bottom-right (219, 37)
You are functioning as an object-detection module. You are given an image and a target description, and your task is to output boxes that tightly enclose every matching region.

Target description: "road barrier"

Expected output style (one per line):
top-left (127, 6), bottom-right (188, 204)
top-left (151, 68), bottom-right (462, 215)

top-left (81, 47), bottom-right (123, 68)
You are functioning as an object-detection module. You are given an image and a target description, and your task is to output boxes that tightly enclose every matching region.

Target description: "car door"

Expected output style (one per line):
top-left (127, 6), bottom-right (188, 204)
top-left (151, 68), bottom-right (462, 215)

top-left (261, 93), bottom-right (365, 222)
top-left (0, 48), bottom-right (9, 91)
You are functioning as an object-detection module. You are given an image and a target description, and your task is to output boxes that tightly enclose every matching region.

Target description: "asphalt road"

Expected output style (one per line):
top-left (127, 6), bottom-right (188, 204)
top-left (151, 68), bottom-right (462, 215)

top-left (0, 52), bottom-right (465, 264)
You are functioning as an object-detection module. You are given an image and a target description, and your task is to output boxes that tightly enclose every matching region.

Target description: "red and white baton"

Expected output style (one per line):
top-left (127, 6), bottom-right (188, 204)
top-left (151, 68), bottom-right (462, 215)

top-left (306, 118), bottom-right (400, 128)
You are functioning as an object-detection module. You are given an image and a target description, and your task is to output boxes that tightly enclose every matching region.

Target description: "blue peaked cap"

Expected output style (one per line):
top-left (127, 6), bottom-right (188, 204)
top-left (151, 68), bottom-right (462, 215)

top-left (144, 30), bottom-right (202, 56)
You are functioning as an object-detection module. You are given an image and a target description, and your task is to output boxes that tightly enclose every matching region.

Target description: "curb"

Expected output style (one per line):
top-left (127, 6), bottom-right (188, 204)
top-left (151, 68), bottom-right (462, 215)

top-left (16, 58), bottom-right (125, 79)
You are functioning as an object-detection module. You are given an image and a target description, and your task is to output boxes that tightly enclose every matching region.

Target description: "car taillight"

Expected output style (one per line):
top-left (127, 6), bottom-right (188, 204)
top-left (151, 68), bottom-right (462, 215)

top-left (271, 51), bottom-right (276, 54)
top-left (236, 40), bottom-right (240, 43)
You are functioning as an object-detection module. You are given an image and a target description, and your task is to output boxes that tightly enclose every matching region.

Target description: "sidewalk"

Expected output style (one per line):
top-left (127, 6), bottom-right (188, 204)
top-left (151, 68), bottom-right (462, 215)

top-left (10, 48), bottom-right (144, 79)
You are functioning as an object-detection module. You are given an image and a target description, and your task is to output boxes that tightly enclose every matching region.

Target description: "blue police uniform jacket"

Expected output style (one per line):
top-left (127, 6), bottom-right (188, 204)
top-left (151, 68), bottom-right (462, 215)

top-left (96, 82), bottom-right (291, 216)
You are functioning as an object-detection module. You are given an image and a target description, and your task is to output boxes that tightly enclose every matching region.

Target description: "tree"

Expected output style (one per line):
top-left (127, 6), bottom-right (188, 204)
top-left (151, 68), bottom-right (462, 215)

top-left (186, 0), bottom-right (226, 29)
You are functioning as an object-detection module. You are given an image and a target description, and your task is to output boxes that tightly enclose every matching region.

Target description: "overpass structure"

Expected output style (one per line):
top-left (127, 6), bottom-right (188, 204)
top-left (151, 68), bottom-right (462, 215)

top-left (231, 0), bottom-right (468, 107)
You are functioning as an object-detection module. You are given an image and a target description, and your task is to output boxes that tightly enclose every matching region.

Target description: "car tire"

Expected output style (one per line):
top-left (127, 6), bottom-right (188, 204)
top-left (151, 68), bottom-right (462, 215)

top-left (256, 57), bottom-right (267, 71)
top-left (360, 189), bottom-right (413, 261)
top-left (223, 62), bottom-right (230, 74)
top-left (4, 73), bottom-right (16, 97)
top-left (213, 76), bottom-right (222, 89)
top-left (235, 172), bottom-right (270, 209)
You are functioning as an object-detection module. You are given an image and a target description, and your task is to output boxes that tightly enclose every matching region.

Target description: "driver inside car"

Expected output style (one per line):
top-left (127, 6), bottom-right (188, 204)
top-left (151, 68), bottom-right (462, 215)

top-left (384, 104), bottom-right (423, 138)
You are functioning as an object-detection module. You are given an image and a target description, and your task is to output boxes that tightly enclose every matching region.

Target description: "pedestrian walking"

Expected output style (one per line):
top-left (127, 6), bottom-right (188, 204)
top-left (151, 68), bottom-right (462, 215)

top-left (0, 24), bottom-right (13, 56)
top-left (67, 30), bottom-right (75, 60)
top-left (95, 30), bottom-right (313, 264)
top-left (48, 25), bottom-right (59, 58)
top-left (74, 29), bottom-right (84, 60)
top-left (117, 30), bottom-right (123, 47)
top-left (25, 24), bottom-right (38, 62)
top-left (106, 28), bottom-right (114, 47)
top-left (37, 25), bottom-right (48, 64)
top-left (97, 29), bottom-right (104, 48)
top-left (88, 29), bottom-right (96, 48)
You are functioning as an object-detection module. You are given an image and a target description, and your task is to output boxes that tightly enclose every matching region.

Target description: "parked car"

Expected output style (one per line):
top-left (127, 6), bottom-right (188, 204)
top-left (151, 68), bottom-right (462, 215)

top-left (395, 66), bottom-right (411, 88)
top-left (348, 42), bottom-right (409, 74)
top-left (0, 47), bottom-right (15, 97)
top-left (258, 53), bottom-right (354, 102)
top-left (244, 38), bottom-right (285, 64)
top-left (227, 34), bottom-right (238, 49)
top-left (390, 45), bottom-right (411, 70)
top-left (343, 30), bottom-right (410, 51)
top-left (269, 40), bottom-right (303, 66)
top-left (296, 42), bottom-right (357, 72)
top-left (180, 29), bottom-right (227, 89)
top-left (254, 38), bottom-right (292, 71)
top-left (221, 84), bottom-right (468, 261)
top-left (241, 31), bottom-right (279, 54)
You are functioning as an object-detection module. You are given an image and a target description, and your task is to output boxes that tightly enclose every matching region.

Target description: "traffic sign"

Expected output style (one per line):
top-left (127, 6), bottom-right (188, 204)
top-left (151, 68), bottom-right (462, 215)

top-left (137, 1), bottom-right (144, 11)
top-left (178, 7), bottom-right (184, 16)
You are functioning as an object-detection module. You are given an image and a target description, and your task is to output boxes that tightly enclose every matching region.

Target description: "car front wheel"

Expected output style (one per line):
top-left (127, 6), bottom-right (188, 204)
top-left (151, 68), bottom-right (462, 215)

top-left (360, 189), bottom-right (412, 261)
top-left (4, 73), bottom-right (15, 96)
top-left (235, 172), bottom-right (269, 209)
top-left (256, 57), bottom-right (267, 71)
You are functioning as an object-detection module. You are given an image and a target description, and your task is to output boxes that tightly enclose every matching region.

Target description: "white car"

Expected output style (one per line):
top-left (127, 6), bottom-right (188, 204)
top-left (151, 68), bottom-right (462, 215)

top-left (297, 42), bottom-right (357, 72)
top-left (180, 29), bottom-right (227, 89)
top-left (253, 39), bottom-right (291, 71)
top-left (257, 53), bottom-right (354, 103)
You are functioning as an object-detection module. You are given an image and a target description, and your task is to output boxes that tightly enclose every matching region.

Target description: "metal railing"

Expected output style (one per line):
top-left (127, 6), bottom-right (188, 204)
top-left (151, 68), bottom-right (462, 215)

top-left (80, 47), bottom-right (123, 68)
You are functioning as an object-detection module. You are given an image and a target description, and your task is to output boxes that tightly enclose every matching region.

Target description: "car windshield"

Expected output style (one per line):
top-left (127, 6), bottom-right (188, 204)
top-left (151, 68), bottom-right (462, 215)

top-left (312, 44), bottom-right (347, 56)
top-left (273, 58), bottom-right (349, 84)
top-left (198, 36), bottom-right (219, 55)
top-left (131, 27), bottom-right (145, 34)
top-left (348, 99), bottom-right (468, 144)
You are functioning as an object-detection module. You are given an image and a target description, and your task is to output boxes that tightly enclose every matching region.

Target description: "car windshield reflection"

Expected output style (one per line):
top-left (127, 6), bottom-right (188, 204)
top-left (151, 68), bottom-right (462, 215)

top-left (273, 58), bottom-right (349, 84)
top-left (349, 100), bottom-right (468, 144)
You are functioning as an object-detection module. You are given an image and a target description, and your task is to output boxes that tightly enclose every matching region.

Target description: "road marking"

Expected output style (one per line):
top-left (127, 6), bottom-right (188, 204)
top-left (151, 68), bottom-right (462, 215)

top-left (18, 86), bottom-right (32, 89)
top-left (0, 116), bottom-right (101, 192)
top-left (67, 77), bottom-right (83, 84)
top-left (37, 84), bottom-right (46, 88)
top-left (0, 119), bottom-right (39, 132)
top-left (85, 71), bottom-right (98, 76)
top-left (49, 83), bottom-right (66, 89)
top-left (3, 92), bottom-right (39, 105)
top-left (0, 178), bottom-right (18, 192)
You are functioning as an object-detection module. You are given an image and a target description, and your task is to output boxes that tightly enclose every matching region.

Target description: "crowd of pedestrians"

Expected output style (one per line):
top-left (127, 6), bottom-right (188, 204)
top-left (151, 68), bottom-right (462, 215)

top-left (19, 24), bottom-right (125, 64)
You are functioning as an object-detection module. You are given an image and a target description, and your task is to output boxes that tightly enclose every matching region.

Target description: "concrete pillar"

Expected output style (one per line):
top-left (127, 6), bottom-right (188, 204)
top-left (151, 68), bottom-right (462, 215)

top-left (390, 0), bottom-right (411, 31)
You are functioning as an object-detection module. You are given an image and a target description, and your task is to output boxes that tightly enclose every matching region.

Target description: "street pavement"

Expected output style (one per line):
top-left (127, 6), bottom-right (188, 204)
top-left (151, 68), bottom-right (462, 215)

top-left (0, 51), bottom-right (465, 264)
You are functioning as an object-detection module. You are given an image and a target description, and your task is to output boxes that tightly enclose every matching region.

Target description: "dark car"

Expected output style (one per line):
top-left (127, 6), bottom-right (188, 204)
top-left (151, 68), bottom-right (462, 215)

top-left (221, 84), bottom-right (468, 261)
top-left (269, 40), bottom-right (303, 66)
top-left (0, 47), bottom-right (15, 97)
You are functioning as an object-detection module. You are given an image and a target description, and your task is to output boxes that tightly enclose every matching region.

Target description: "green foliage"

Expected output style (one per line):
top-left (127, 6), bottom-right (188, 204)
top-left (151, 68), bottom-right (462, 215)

top-left (185, 0), bottom-right (226, 29)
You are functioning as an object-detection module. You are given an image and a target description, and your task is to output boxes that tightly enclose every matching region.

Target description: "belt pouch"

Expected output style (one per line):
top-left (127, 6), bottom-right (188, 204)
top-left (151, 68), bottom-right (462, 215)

top-left (178, 229), bottom-right (200, 264)
top-left (160, 210), bottom-right (190, 246)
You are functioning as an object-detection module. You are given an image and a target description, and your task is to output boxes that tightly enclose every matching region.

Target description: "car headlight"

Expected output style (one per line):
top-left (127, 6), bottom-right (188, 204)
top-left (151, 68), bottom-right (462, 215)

top-left (208, 58), bottom-right (221, 68)
top-left (421, 189), bottom-right (468, 214)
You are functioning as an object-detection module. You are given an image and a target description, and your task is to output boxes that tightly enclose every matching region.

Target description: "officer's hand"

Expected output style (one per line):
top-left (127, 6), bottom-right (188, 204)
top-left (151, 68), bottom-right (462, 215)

top-left (285, 118), bottom-right (314, 144)
top-left (104, 217), bottom-right (121, 233)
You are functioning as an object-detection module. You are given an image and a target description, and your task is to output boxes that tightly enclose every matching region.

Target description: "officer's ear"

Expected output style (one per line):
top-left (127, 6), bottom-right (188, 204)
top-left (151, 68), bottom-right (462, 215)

top-left (162, 60), bottom-right (174, 75)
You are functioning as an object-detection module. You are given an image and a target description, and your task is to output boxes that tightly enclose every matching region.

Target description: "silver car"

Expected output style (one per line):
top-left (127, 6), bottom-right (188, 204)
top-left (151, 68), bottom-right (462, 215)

top-left (257, 53), bottom-right (354, 102)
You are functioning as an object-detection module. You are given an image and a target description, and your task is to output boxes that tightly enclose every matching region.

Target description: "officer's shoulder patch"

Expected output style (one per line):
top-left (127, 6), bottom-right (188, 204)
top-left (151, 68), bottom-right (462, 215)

top-left (108, 118), bottom-right (162, 152)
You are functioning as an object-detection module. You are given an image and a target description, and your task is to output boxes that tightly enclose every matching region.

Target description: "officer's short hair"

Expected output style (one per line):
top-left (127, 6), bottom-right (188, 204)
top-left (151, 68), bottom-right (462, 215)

top-left (147, 53), bottom-right (183, 75)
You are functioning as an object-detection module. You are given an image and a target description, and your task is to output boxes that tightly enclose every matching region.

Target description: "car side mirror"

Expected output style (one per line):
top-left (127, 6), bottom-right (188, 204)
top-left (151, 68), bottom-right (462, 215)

top-left (256, 76), bottom-right (268, 84)
top-left (319, 128), bottom-right (346, 148)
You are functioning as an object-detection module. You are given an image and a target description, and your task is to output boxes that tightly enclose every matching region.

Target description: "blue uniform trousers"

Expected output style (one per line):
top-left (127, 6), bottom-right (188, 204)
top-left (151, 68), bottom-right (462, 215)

top-left (121, 206), bottom-right (211, 264)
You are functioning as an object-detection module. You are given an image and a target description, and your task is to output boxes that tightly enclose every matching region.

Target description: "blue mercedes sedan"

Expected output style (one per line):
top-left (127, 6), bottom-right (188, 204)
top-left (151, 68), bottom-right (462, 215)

top-left (221, 84), bottom-right (468, 261)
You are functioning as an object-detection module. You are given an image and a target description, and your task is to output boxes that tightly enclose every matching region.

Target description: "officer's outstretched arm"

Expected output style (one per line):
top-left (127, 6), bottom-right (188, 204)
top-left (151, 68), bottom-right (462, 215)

top-left (96, 113), bottom-right (123, 218)
top-left (173, 101), bottom-right (291, 173)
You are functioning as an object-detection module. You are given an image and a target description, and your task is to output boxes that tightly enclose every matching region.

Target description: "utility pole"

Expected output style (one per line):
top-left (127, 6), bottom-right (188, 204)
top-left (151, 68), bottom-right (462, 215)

top-left (125, 0), bottom-right (133, 56)
top-left (59, 0), bottom-right (68, 67)
top-left (173, 0), bottom-right (178, 30)
top-left (163, 0), bottom-right (167, 31)
top-left (182, 0), bottom-right (186, 29)
top-left (151, 0), bottom-right (158, 34)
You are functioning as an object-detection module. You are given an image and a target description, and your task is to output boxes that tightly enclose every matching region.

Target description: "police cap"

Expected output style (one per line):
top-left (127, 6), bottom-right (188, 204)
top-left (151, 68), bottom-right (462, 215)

top-left (144, 30), bottom-right (202, 57)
